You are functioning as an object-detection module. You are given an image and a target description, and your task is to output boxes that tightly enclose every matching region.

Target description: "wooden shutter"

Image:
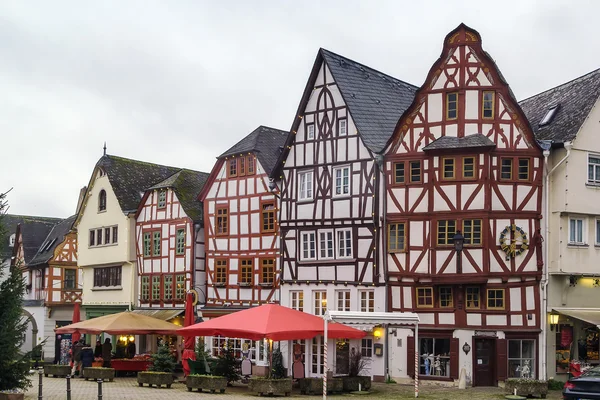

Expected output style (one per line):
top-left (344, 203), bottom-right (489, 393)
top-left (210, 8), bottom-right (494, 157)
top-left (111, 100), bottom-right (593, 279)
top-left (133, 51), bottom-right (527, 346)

top-left (497, 338), bottom-right (507, 381)
top-left (407, 335), bottom-right (415, 378)
top-left (450, 338), bottom-right (459, 379)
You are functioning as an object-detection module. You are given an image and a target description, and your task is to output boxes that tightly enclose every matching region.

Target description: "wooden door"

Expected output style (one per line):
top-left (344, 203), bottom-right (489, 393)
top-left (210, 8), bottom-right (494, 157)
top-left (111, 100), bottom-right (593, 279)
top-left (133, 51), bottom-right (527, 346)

top-left (474, 338), bottom-right (496, 386)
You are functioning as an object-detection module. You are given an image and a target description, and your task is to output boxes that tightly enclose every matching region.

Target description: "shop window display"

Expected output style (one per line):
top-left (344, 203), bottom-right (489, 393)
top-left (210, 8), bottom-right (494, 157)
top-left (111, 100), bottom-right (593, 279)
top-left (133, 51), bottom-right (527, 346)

top-left (508, 339), bottom-right (535, 378)
top-left (555, 325), bottom-right (572, 373)
top-left (419, 338), bottom-right (450, 377)
top-left (586, 328), bottom-right (599, 361)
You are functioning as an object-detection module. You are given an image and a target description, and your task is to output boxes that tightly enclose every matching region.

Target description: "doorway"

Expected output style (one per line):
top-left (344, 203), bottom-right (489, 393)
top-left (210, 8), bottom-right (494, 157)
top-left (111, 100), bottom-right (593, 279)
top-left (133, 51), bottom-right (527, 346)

top-left (473, 338), bottom-right (496, 386)
top-left (335, 339), bottom-right (350, 375)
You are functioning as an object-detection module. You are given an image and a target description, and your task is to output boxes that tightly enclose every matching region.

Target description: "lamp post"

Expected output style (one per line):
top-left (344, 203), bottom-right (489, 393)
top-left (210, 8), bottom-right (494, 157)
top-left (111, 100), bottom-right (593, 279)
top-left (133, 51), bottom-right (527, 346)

top-left (549, 312), bottom-right (559, 331)
top-left (453, 230), bottom-right (465, 274)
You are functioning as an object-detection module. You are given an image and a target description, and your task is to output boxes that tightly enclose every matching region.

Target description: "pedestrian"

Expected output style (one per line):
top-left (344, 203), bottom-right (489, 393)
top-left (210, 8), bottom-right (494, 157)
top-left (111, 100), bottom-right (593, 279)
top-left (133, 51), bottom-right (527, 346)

top-left (71, 340), bottom-right (84, 377)
top-left (81, 342), bottom-right (94, 377)
top-left (102, 338), bottom-right (112, 368)
top-left (94, 340), bottom-right (102, 358)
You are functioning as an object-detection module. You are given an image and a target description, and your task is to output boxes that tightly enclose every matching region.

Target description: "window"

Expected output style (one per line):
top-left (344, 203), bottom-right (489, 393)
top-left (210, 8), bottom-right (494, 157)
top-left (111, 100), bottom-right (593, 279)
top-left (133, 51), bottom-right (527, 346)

top-left (64, 269), bottom-right (76, 290)
top-left (143, 232), bottom-right (151, 257)
top-left (589, 155), bottom-right (600, 184)
top-left (334, 166), bottom-right (350, 196)
top-left (463, 157), bottom-right (475, 179)
top-left (98, 190), bottom-right (107, 212)
top-left (9, 233), bottom-right (15, 247)
top-left (298, 171), bottom-right (313, 200)
top-left (482, 91), bottom-right (495, 119)
top-left (291, 291), bottom-right (304, 311)
top-left (215, 259), bottom-right (227, 285)
top-left (437, 220), bottom-right (456, 246)
top-left (240, 259), bottom-right (253, 285)
top-left (463, 219), bottom-right (482, 245)
top-left (112, 226), bottom-right (118, 244)
top-left (163, 275), bottom-right (173, 300)
top-left (596, 220), bottom-right (600, 245)
top-left (439, 287), bottom-right (453, 308)
top-left (319, 231), bottom-right (334, 259)
top-left (311, 337), bottom-right (324, 375)
top-left (466, 286), bottom-right (480, 309)
top-left (90, 226), bottom-right (118, 247)
top-left (301, 232), bottom-right (316, 260)
top-left (216, 206), bottom-right (228, 235)
top-left (540, 105), bottom-right (559, 126)
top-left (394, 162), bottom-right (405, 184)
top-left (442, 158), bottom-right (455, 179)
top-left (152, 276), bottom-right (160, 301)
top-left (508, 339), bottom-right (536, 378)
top-left (239, 156), bottom-right (246, 177)
top-left (416, 287), bottom-right (433, 308)
top-left (96, 229), bottom-right (103, 245)
top-left (337, 229), bottom-right (352, 258)
top-left (361, 338), bottom-right (373, 358)
top-left (175, 274), bottom-right (185, 300)
top-left (314, 291), bottom-right (327, 315)
top-left (446, 92), bottom-right (458, 120)
top-left (235, 155), bottom-right (255, 177)
top-left (518, 159), bottom-right (530, 180)
top-left (307, 124), bottom-right (315, 140)
top-left (410, 161), bottom-right (422, 183)
top-left (569, 218), bottom-right (584, 244)
top-left (261, 259), bottom-right (275, 284)
top-left (337, 290), bottom-right (350, 311)
top-left (152, 231), bottom-right (161, 256)
top-left (228, 159), bottom-right (238, 177)
top-left (388, 223), bottom-right (406, 252)
top-left (261, 202), bottom-right (275, 233)
top-left (247, 156), bottom-right (255, 175)
top-left (176, 229), bottom-right (185, 255)
top-left (419, 338), bottom-right (450, 377)
top-left (360, 290), bottom-right (375, 312)
top-left (141, 276), bottom-right (150, 301)
top-left (93, 266), bottom-right (122, 287)
top-left (104, 228), bottom-right (110, 245)
top-left (158, 190), bottom-right (167, 208)
top-left (338, 119), bottom-right (347, 136)
top-left (487, 289), bottom-right (505, 309)
top-left (89, 230), bottom-right (95, 247)
top-left (500, 158), bottom-right (512, 180)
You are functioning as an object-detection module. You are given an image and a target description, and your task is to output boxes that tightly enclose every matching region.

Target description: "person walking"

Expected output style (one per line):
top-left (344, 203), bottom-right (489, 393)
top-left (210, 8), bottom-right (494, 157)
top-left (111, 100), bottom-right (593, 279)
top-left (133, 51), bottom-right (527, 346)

top-left (81, 342), bottom-right (94, 377)
top-left (71, 340), bottom-right (84, 377)
top-left (102, 338), bottom-right (112, 368)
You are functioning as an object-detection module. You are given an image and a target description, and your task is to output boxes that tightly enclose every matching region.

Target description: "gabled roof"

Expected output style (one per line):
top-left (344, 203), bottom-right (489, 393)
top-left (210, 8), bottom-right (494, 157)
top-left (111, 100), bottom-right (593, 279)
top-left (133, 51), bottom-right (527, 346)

top-left (96, 155), bottom-right (182, 213)
top-left (423, 133), bottom-right (496, 151)
top-left (519, 68), bottom-right (600, 144)
top-left (147, 169), bottom-right (210, 222)
top-left (28, 215), bottom-right (76, 267)
top-left (4, 215), bottom-right (62, 264)
top-left (220, 126), bottom-right (288, 175)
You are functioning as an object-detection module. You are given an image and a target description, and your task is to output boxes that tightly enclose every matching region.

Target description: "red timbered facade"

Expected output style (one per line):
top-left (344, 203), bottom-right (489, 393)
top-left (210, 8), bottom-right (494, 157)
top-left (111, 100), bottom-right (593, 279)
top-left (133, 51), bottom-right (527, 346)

top-left (384, 24), bottom-right (543, 385)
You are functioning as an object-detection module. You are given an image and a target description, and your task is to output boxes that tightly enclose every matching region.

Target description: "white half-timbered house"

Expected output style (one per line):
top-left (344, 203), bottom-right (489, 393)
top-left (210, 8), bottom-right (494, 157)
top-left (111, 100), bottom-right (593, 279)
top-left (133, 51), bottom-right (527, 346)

top-left (384, 24), bottom-right (544, 386)
top-left (274, 49), bottom-right (417, 381)
top-left (200, 126), bottom-right (287, 375)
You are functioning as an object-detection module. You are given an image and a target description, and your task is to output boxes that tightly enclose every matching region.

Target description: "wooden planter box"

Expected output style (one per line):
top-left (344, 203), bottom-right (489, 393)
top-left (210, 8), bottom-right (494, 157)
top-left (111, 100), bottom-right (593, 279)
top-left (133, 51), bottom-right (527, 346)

top-left (298, 377), bottom-right (343, 394)
top-left (342, 376), bottom-right (372, 392)
top-left (0, 393), bottom-right (24, 400)
top-left (186, 375), bottom-right (227, 393)
top-left (137, 372), bottom-right (174, 388)
top-left (505, 379), bottom-right (548, 399)
top-left (248, 377), bottom-right (292, 396)
top-left (43, 364), bottom-right (71, 378)
top-left (83, 368), bottom-right (115, 382)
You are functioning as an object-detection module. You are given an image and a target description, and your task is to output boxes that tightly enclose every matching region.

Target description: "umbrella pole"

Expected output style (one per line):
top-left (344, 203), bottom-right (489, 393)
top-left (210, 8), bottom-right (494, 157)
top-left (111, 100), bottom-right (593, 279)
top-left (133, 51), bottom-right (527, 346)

top-left (323, 318), bottom-right (328, 400)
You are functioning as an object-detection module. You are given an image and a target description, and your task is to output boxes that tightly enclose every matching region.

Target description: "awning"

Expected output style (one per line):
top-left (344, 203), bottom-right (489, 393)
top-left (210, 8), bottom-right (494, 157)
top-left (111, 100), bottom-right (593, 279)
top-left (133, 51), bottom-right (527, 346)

top-left (326, 311), bottom-right (420, 326)
top-left (554, 308), bottom-right (600, 327)
top-left (132, 309), bottom-right (184, 321)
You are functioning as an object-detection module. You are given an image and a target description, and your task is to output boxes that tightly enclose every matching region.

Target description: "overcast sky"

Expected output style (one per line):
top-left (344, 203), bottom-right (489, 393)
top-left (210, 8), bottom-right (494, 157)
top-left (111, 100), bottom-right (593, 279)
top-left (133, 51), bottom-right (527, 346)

top-left (2, 0), bottom-right (599, 218)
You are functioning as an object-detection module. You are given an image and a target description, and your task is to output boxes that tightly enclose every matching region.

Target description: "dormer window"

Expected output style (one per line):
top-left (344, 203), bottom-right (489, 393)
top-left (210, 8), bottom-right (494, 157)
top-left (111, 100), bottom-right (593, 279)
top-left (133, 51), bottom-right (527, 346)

top-left (9, 234), bottom-right (15, 247)
top-left (98, 190), bottom-right (107, 212)
top-left (540, 104), bottom-right (560, 126)
top-left (158, 190), bottom-right (167, 209)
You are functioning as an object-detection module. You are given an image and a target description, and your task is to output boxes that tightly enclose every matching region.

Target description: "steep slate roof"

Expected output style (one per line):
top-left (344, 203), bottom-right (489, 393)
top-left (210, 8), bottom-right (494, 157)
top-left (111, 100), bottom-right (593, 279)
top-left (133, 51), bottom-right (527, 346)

top-left (148, 169), bottom-right (210, 222)
top-left (28, 215), bottom-right (76, 267)
top-left (423, 133), bottom-right (496, 151)
top-left (519, 68), bottom-right (600, 144)
top-left (4, 215), bottom-right (62, 264)
top-left (220, 126), bottom-right (288, 175)
top-left (97, 155), bottom-right (182, 213)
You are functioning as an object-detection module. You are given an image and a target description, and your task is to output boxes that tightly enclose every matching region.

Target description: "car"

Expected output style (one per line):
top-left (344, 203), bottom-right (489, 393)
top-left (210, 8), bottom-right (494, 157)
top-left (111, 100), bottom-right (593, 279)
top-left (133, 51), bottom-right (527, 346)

top-left (563, 365), bottom-right (600, 399)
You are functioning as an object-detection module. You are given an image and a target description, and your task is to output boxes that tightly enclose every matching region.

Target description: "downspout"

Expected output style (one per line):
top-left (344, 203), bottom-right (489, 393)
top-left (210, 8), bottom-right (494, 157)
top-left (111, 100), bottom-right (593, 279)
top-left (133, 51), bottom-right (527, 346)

top-left (541, 140), bottom-right (572, 380)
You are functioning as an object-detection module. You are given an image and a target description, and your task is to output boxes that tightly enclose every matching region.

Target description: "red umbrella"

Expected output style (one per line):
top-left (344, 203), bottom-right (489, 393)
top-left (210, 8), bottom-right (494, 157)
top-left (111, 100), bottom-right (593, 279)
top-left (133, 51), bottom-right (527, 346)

top-left (71, 302), bottom-right (81, 343)
top-left (177, 304), bottom-right (366, 341)
top-left (182, 292), bottom-right (196, 376)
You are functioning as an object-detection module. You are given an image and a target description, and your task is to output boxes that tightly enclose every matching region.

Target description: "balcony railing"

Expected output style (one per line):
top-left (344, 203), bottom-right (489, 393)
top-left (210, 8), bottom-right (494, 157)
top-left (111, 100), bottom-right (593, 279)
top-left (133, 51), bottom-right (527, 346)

top-left (60, 290), bottom-right (83, 303)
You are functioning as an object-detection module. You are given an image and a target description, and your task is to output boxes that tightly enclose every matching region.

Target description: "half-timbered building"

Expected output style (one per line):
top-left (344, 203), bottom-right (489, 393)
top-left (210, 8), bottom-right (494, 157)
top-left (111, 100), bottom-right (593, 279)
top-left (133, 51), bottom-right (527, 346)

top-left (274, 49), bottom-right (417, 380)
top-left (384, 24), bottom-right (544, 386)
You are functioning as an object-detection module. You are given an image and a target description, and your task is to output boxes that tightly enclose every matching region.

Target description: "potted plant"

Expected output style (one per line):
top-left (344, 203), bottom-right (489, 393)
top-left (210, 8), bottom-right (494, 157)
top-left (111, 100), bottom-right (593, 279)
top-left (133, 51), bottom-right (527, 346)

top-left (505, 378), bottom-right (548, 398)
top-left (212, 340), bottom-right (240, 386)
top-left (82, 367), bottom-right (115, 381)
top-left (248, 346), bottom-right (292, 396)
top-left (342, 348), bottom-right (371, 392)
top-left (186, 375), bottom-right (227, 393)
top-left (137, 345), bottom-right (175, 388)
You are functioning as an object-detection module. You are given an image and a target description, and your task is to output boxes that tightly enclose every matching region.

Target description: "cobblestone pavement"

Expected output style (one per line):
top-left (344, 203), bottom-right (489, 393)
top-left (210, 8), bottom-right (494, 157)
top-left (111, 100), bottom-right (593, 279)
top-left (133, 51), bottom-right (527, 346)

top-left (24, 375), bottom-right (563, 399)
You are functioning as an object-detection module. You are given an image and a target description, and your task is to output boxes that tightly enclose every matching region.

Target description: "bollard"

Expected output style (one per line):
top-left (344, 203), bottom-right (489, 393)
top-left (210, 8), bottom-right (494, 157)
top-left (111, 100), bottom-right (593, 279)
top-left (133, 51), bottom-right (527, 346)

top-left (38, 368), bottom-right (43, 400)
top-left (66, 375), bottom-right (71, 400)
top-left (97, 379), bottom-right (103, 400)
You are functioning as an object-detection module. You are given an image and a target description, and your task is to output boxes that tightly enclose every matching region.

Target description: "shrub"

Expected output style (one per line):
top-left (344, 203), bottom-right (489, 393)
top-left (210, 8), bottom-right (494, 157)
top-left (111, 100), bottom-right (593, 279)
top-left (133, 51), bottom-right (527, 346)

top-left (348, 347), bottom-right (370, 377)
top-left (548, 378), bottom-right (565, 390)
top-left (149, 345), bottom-right (175, 373)
top-left (270, 346), bottom-right (285, 379)
top-left (213, 340), bottom-right (240, 384)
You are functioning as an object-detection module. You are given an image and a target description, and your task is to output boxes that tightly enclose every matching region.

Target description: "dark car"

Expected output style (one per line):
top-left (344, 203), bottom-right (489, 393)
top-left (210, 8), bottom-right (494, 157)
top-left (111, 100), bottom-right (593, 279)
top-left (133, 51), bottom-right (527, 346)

top-left (563, 365), bottom-right (600, 399)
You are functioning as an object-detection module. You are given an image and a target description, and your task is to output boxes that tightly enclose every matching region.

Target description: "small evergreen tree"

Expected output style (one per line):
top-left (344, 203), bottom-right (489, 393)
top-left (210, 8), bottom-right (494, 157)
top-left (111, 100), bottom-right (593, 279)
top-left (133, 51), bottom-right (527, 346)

top-left (213, 340), bottom-right (240, 384)
top-left (270, 345), bottom-right (285, 379)
top-left (195, 338), bottom-right (214, 375)
top-left (149, 344), bottom-right (175, 373)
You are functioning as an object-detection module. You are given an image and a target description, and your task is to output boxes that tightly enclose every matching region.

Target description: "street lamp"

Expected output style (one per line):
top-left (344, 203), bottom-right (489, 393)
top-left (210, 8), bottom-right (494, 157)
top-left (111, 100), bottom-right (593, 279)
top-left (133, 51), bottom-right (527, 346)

top-left (453, 230), bottom-right (465, 274)
top-left (549, 313), bottom-right (559, 331)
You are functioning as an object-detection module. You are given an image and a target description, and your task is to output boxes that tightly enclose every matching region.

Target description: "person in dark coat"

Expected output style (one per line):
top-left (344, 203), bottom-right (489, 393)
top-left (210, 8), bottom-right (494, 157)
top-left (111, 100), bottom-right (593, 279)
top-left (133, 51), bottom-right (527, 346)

top-left (102, 338), bottom-right (112, 368)
top-left (71, 340), bottom-right (84, 377)
top-left (94, 340), bottom-right (102, 358)
top-left (80, 343), bottom-right (94, 377)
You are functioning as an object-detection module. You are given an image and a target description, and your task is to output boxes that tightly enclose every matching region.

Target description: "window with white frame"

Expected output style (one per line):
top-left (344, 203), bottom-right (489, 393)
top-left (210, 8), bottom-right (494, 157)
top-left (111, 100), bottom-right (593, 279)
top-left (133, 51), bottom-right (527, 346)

top-left (338, 119), bottom-right (347, 136)
top-left (596, 219), bottom-right (600, 245)
top-left (569, 218), bottom-right (584, 244)
top-left (336, 290), bottom-right (350, 311)
top-left (306, 124), bottom-right (315, 140)
top-left (361, 338), bottom-right (373, 358)
top-left (314, 291), bottom-right (327, 315)
top-left (291, 291), bottom-right (304, 311)
top-left (301, 232), bottom-right (316, 260)
top-left (360, 290), bottom-right (375, 312)
top-left (333, 166), bottom-right (350, 196)
top-left (319, 230), bottom-right (334, 259)
top-left (337, 229), bottom-right (352, 258)
top-left (588, 155), bottom-right (600, 184)
top-left (508, 339), bottom-right (536, 378)
top-left (298, 171), bottom-right (313, 200)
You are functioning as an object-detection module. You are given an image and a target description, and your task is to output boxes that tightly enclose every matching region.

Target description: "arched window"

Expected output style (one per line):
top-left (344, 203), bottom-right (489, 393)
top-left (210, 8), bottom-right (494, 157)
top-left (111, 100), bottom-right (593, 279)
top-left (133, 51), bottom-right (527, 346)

top-left (99, 189), bottom-right (107, 212)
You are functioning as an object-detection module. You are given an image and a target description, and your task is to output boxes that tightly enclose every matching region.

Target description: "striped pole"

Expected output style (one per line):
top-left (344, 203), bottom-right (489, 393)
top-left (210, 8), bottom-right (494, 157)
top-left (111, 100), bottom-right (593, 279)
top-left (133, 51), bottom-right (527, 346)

top-left (414, 324), bottom-right (419, 398)
top-left (323, 317), bottom-right (328, 400)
